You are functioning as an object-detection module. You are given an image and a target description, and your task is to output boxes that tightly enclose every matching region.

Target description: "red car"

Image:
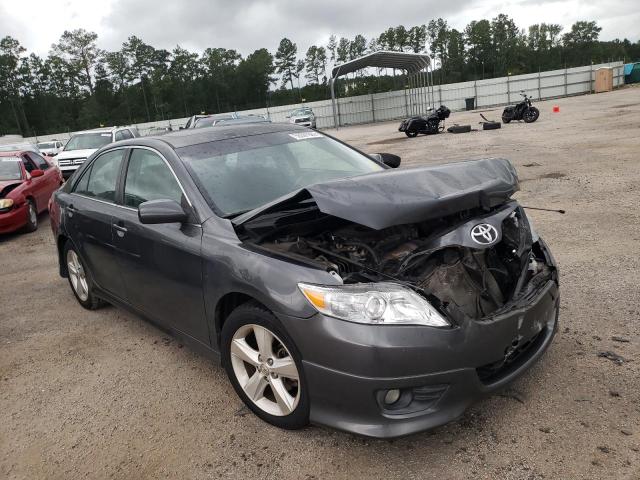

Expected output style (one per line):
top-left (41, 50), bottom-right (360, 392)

top-left (0, 150), bottom-right (63, 234)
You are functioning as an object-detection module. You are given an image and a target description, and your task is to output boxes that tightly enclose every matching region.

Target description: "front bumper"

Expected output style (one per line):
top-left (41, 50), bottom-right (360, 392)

top-left (278, 278), bottom-right (559, 438)
top-left (0, 203), bottom-right (28, 234)
top-left (59, 166), bottom-right (79, 179)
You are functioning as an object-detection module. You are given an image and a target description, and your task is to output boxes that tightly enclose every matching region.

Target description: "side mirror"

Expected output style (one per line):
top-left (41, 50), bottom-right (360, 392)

top-left (138, 199), bottom-right (188, 224)
top-left (371, 153), bottom-right (401, 168)
top-left (31, 169), bottom-right (44, 178)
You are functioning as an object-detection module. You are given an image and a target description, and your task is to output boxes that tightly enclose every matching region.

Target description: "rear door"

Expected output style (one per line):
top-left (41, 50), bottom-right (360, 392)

top-left (112, 147), bottom-right (206, 341)
top-left (65, 149), bottom-right (127, 300)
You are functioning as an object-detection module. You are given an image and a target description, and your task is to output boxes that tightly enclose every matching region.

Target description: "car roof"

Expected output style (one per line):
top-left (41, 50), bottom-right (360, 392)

top-left (72, 126), bottom-right (133, 135)
top-left (151, 122), bottom-right (309, 149)
top-left (0, 150), bottom-right (28, 156)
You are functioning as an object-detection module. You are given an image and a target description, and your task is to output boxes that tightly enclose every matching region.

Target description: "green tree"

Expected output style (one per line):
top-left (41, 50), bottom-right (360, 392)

top-left (336, 37), bottom-right (350, 63)
top-left (275, 38), bottom-right (298, 90)
top-left (50, 29), bottom-right (101, 95)
top-left (327, 35), bottom-right (337, 63)
top-left (464, 19), bottom-right (493, 78)
top-left (409, 25), bottom-right (427, 53)
top-left (350, 35), bottom-right (367, 60)
top-left (0, 36), bottom-right (27, 134)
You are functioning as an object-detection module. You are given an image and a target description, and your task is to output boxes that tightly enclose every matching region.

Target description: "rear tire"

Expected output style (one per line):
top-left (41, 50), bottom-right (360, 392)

top-left (482, 121), bottom-right (502, 130)
top-left (501, 114), bottom-right (511, 124)
top-left (523, 107), bottom-right (539, 123)
top-left (222, 302), bottom-right (310, 430)
top-left (23, 200), bottom-right (38, 233)
top-left (64, 241), bottom-right (104, 310)
top-left (405, 130), bottom-right (418, 138)
top-left (447, 124), bottom-right (472, 134)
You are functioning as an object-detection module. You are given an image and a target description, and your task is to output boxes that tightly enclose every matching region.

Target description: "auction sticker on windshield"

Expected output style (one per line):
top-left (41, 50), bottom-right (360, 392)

top-left (289, 131), bottom-right (323, 140)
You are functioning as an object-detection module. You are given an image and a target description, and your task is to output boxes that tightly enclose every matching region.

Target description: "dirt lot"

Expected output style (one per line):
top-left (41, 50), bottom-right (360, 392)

top-left (2, 87), bottom-right (639, 479)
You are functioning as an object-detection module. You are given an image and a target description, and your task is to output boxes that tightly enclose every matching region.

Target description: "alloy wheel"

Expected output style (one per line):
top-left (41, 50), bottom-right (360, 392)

top-left (230, 324), bottom-right (300, 416)
top-left (67, 250), bottom-right (89, 301)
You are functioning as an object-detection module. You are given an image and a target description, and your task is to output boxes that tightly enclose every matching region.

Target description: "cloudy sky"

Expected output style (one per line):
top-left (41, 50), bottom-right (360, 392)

top-left (1, 0), bottom-right (638, 58)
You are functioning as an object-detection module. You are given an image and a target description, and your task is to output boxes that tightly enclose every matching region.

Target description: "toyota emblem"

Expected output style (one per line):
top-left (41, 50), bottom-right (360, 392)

top-left (470, 223), bottom-right (498, 245)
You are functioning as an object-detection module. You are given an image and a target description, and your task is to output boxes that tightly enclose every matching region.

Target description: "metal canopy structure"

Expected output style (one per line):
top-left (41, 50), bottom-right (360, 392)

top-left (329, 51), bottom-right (435, 128)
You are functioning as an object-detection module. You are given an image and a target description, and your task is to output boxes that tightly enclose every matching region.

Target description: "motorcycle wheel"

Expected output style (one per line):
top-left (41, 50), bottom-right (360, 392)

top-left (405, 130), bottom-right (418, 138)
top-left (501, 114), bottom-right (511, 124)
top-left (523, 107), bottom-right (539, 123)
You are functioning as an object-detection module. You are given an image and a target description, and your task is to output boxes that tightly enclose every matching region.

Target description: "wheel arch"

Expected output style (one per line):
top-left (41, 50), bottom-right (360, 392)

top-left (57, 234), bottom-right (70, 277)
top-left (214, 292), bottom-right (266, 346)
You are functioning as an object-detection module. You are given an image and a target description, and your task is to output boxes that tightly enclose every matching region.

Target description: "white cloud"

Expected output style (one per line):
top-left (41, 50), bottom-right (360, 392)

top-left (1, 0), bottom-right (637, 58)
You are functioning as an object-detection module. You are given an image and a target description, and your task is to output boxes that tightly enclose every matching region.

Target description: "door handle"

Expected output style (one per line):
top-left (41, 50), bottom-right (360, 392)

top-left (113, 223), bottom-right (127, 237)
top-left (66, 205), bottom-right (76, 217)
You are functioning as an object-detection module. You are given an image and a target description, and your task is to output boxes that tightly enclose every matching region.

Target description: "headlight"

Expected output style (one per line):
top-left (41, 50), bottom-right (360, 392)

top-left (298, 282), bottom-right (449, 327)
top-left (0, 198), bottom-right (14, 211)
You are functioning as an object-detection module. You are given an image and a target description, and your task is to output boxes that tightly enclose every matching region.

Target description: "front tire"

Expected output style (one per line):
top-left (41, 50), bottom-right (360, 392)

top-left (523, 107), bottom-right (539, 123)
top-left (64, 241), bottom-right (104, 310)
top-left (222, 302), bottom-right (309, 430)
top-left (23, 200), bottom-right (38, 233)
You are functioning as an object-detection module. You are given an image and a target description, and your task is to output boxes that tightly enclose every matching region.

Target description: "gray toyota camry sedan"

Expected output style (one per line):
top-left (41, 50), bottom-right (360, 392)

top-left (50, 123), bottom-right (559, 438)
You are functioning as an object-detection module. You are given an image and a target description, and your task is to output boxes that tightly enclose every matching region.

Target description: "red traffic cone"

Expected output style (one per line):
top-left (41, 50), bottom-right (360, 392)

top-left (552, 105), bottom-right (560, 113)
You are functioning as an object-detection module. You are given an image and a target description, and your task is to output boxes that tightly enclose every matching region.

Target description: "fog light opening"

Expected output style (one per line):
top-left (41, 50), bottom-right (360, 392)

top-left (383, 389), bottom-right (401, 406)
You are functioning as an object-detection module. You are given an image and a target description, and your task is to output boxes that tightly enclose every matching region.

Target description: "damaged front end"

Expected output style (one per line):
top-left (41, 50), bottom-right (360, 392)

top-left (234, 159), bottom-right (557, 325)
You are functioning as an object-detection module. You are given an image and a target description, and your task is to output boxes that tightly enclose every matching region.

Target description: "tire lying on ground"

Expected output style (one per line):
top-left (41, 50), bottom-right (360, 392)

top-left (447, 124), bottom-right (472, 134)
top-left (482, 121), bottom-right (502, 130)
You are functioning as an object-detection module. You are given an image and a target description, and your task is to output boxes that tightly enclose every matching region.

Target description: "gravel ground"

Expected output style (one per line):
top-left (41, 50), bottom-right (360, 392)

top-left (1, 87), bottom-right (639, 479)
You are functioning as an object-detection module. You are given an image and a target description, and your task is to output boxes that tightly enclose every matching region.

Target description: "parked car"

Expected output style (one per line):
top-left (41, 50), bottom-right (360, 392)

top-left (37, 140), bottom-right (65, 156)
top-left (1, 150), bottom-right (63, 234)
top-left (194, 114), bottom-right (270, 129)
top-left (184, 113), bottom-right (238, 129)
top-left (54, 127), bottom-right (139, 178)
top-left (191, 113), bottom-right (239, 128)
top-left (50, 123), bottom-right (559, 438)
top-left (287, 107), bottom-right (316, 128)
top-left (0, 142), bottom-right (43, 154)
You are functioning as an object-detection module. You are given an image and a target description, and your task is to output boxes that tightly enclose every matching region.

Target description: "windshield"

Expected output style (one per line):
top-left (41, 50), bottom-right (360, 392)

top-left (291, 108), bottom-right (312, 116)
top-left (0, 157), bottom-right (23, 180)
top-left (37, 142), bottom-right (55, 149)
top-left (64, 133), bottom-right (112, 151)
top-left (178, 131), bottom-right (384, 216)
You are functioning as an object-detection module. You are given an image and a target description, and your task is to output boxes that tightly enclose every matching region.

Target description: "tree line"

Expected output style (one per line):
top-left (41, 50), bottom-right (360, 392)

top-left (1, 15), bottom-right (638, 137)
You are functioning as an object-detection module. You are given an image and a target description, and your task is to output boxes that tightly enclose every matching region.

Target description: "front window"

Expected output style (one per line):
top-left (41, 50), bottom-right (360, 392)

top-left (0, 158), bottom-right (23, 180)
top-left (64, 133), bottom-right (113, 151)
top-left (178, 131), bottom-right (383, 216)
top-left (123, 149), bottom-right (183, 208)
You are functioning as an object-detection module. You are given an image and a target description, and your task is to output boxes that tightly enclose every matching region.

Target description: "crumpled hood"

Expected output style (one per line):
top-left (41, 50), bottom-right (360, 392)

top-left (0, 179), bottom-right (24, 198)
top-left (234, 158), bottom-right (519, 230)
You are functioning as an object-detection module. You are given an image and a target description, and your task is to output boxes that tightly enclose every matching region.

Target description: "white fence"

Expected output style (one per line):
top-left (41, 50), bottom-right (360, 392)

top-left (29, 61), bottom-right (623, 142)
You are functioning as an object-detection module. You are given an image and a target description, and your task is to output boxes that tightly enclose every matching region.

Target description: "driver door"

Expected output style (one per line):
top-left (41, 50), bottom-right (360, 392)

top-left (112, 147), bottom-right (207, 342)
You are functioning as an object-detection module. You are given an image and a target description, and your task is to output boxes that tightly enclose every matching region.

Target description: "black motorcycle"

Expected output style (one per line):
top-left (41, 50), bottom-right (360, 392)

top-left (399, 105), bottom-right (451, 137)
top-left (502, 92), bottom-right (539, 123)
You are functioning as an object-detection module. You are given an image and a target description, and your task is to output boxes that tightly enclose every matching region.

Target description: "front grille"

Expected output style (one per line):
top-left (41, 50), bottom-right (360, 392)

top-left (295, 117), bottom-right (311, 123)
top-left (58, 158), bottom-right (85, 167)
top-left (476, 327), bottom-right (546, 384)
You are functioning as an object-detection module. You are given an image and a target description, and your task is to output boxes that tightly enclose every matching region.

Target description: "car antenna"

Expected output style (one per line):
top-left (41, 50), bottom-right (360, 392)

top-left (522, 206), bottom-right (566, 214)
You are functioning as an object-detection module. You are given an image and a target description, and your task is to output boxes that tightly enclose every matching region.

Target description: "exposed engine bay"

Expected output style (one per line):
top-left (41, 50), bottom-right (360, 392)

top-left (239, 200), bottom-right (556, 324)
